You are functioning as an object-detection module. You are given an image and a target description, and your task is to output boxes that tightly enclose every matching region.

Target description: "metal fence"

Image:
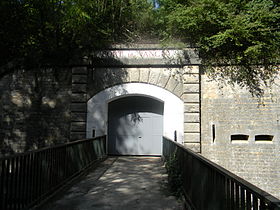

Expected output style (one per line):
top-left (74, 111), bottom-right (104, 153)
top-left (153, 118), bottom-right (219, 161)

top-left (162, 137), bottom-right (280, 210)
top-left (0, 136), bottom-right (107, 210)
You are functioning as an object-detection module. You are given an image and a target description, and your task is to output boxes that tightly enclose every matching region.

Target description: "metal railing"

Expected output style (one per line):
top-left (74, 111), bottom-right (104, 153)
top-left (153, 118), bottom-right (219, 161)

top-left (162, 137), bottom-right (280, 210)
top-left (0, 136), bottom-right (107, 210)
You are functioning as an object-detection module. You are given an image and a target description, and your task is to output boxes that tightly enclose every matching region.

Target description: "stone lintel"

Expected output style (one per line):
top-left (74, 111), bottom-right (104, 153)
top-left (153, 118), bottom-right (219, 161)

top-left (91, 48), bottom-right (200, 66)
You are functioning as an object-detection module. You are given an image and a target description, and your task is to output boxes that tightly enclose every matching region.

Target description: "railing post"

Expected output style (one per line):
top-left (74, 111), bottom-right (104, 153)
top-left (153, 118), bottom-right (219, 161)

top-left (162, 136), bottom-right (280, 210)
top-left (0, 136), bottom-right (107, 210)
top-left (246, 190), bottom-right (252, 210)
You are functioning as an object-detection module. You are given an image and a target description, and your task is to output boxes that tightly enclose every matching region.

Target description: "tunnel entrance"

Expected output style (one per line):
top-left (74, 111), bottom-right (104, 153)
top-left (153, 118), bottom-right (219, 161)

top-left (108, 96), bottom-right (164, 155)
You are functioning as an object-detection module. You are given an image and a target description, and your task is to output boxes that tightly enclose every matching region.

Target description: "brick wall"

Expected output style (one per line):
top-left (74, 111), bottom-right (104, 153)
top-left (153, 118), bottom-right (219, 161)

top-left (201, 73), bottom-right (280, 199)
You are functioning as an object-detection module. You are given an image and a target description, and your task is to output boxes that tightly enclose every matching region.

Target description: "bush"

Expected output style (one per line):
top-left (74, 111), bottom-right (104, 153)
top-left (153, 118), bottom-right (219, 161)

top-left (165, 150), bottom-right (184, 198)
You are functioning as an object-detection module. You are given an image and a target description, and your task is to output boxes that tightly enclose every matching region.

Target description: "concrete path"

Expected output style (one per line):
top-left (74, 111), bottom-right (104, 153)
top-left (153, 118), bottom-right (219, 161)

top-left (41, 157), bottom-right (184, 210)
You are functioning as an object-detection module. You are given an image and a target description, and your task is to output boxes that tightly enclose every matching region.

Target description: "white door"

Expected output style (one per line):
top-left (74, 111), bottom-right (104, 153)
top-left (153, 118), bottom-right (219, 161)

top-left (108, 96), bottom-right (163, 155)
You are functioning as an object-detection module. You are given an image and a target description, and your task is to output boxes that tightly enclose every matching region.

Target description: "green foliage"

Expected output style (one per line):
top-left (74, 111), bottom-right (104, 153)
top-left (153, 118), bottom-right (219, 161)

top-left (165, 150), bottom-right (183, 198)
top-left (0, 0), bottom-right (156, 76)
top-left (158, 0), bottom-right (280, 95)
top-left (1, 0), bottom-right (279, 95)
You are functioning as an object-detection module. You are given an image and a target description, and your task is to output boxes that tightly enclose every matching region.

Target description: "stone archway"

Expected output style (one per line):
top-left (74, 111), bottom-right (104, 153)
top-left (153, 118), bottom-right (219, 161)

top-left (70, 45), bottom-right (201, 152)
top-left (86, 83), bottom-right (184, 146)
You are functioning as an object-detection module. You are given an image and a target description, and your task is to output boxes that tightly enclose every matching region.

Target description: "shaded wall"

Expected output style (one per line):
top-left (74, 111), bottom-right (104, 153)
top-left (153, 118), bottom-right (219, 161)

top-left (0, 68), bottom-right (71, 156)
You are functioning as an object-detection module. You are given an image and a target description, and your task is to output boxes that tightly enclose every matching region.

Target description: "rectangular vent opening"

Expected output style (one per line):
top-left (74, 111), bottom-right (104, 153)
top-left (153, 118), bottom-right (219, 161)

top-left (231, 134), bottom-right (249, 141)
top-left (255, 135), bottom-right (273, 141)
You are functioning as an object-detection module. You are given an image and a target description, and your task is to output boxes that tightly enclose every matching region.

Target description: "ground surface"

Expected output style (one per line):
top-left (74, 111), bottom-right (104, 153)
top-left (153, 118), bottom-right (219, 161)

top-left (40, 157), bottom-right (184, 210)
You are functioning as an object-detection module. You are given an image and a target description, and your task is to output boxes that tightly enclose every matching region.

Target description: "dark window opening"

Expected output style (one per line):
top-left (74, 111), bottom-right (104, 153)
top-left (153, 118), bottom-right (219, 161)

top-left (212, 124), bottom-right (215, 142)
top-left (92, 129), bottom-right (95, 138)
top-left (231, 134), bottom-right (249, 141)
top-left (255, 135), bottom-right (273, 141)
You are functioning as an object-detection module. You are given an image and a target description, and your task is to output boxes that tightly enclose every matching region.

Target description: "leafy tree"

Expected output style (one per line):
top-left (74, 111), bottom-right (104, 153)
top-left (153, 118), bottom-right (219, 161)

top-left (0, 0), bottom-right (155, 78)
top-left (1, 0), bottom-right (279, 95)
top-left (158, 0), bottom-right (280, 95)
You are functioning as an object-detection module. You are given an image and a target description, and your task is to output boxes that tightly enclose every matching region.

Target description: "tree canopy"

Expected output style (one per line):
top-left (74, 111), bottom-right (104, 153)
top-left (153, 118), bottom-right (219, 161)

top-left (0, 0), bottom-right (156, 77)
top-left (1, 0), bottom-right (279, 94)
top-left (157, 0), bottom-right (280, 95)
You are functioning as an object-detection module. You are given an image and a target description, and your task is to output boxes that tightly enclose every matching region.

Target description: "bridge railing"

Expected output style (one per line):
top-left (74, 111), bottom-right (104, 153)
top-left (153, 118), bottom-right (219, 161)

top-left (162, 137), bottom-right (280, 210)
top-left (0, 136), bottom-right (107, 210)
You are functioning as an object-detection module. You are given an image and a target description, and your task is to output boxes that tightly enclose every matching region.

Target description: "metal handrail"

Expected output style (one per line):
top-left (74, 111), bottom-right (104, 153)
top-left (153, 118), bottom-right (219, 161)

top-left (162, 136), bottom-right (280, 210)
top-left (0, 136), bottom-right (107, 210)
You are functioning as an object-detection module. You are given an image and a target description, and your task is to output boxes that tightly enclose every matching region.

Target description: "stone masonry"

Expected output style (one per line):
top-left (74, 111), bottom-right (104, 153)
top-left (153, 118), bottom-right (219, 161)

top-left (201, 73), bottom-right (280, 199)
top-left (71, 67), bottom-right (88, 140)
top-left (1, 44), bottom-right (279, 199)
top-left (182, 66), bottom-right (201, 152)
top-left (0, 68), bottom-right (71, 156)
top-left (70, 45), bottom-right (202, 152)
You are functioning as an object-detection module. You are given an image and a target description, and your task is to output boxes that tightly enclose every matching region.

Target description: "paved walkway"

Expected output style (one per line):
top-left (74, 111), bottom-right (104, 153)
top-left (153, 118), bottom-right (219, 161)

top-left (41, 157), bottom-right (184, 210)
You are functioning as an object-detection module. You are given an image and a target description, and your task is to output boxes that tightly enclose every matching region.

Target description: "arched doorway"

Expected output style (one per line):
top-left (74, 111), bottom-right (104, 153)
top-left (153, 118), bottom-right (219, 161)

top-left (108, 96), bottom-right (163, 155)
top-left (86, 83), bottom-right (184, 154)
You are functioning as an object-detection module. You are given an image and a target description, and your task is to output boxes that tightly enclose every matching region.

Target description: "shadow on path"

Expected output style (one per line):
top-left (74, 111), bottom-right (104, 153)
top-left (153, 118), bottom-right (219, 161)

top-left (40, 157), bottom-right (183, 210)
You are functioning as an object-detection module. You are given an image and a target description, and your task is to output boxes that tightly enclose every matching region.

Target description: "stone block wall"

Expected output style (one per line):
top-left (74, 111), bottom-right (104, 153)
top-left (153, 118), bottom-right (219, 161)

top-left (82, 47), bottom-right (201, 151)
top-left (1, 45), bottom-right (279, 200)
top-left (0, 68), bottom-right (72, 156)
top-left (70, 67), bottom-right (88, 140)
top-left (201, 73), bottom-right (280, 199)
top-left (87, 67), bottom-right (184, 99)
top-left (0, 47), bottom-right (203, 155)
top-left (182, 66), bottom-right (201, 152)
top-left (71, 65), bottom-right (187, 141)
top-left (85, 64), bottom-right (202, 152)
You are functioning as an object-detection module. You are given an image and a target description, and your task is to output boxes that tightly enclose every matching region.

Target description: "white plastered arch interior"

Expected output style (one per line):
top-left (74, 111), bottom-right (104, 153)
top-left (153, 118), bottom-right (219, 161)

top-left (86, 83), bottom-right (184, 143)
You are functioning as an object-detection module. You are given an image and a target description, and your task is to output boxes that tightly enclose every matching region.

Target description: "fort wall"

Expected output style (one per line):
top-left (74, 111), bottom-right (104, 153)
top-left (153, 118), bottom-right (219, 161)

top-left (0, 45), bottom-right (279, 198)
top-left (201, 73), bottom-right (280, 199)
